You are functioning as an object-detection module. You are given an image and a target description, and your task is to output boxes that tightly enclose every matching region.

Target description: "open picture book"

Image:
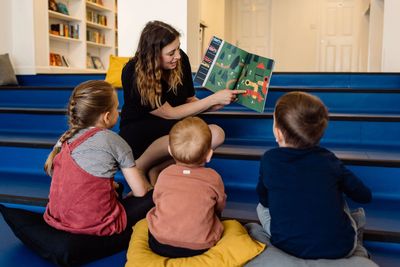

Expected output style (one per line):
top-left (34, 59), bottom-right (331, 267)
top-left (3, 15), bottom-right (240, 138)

top-left (194, 36), bottom-right (275, 113)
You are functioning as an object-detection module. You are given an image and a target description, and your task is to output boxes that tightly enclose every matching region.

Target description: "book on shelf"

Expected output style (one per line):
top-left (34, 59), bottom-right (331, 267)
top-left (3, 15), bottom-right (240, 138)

top-left (50, 53), bottom-right (69, 67)
top-left (49, 0), bottom-right (58, 11)
top-left (87, 54), bottom-right (95, 69)
top-left (56, 2), bottom-right (69, 15)
top-left (194, 36), bottom-right (275, 113)
top-left (61, 55), bottom-right (70, 67)
top-left (91, 56), bottom-right (105, 70)
top-left (48, 0), bottom-right (69, 15)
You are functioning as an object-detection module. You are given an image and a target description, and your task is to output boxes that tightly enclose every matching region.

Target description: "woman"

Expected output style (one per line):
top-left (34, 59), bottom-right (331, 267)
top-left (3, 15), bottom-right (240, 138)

top-left (120, 21), bottom-right (243, 183)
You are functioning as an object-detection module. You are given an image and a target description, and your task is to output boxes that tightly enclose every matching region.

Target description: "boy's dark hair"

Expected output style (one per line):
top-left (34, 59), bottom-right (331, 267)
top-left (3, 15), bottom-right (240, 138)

top-left (169, 117), bottom-right (211, 166)
top-left (274, 91), bottom-right (328, 148)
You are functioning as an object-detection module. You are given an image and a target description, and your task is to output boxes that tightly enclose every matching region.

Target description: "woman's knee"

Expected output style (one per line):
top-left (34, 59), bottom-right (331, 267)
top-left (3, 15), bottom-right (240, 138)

top-left (209, 124), bottom-right (225, 149)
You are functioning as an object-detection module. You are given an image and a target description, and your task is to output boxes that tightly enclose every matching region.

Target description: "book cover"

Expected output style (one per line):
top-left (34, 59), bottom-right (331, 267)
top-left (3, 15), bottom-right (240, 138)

top-left (91, 56), bottom-right (104, 70)
top-left (194, 36), bottom-right (275, 113)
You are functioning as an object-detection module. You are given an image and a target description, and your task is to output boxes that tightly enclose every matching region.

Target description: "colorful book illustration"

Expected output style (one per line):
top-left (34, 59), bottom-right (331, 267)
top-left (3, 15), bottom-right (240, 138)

top-left (194, 36), bottom-right (275, 113)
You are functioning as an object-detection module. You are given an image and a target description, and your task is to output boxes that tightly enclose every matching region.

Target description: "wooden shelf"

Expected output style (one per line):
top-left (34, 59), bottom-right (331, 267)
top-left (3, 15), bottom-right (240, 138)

top-left (48, 10), bottom-right (81, 22)
top-left (86, 21), bottom-right (112, 30)
top-left (87, 41), bottom-right (113, 48)
top-left (49, 34), bottom-right (81, 43)
top-left (86, 1), bottom-right (113, 12)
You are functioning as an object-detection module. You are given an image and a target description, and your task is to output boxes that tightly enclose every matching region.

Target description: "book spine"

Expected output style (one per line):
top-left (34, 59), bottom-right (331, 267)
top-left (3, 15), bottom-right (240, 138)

top-left (194, 36), bottom-right (224, 86)
top-left (203, 39), bottom-right (224, 86)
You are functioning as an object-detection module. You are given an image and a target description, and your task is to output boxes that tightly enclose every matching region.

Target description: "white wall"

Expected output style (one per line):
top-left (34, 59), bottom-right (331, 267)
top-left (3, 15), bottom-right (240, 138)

top-left (382, 0), bottom-right (400, 72)
top-left (0, 0), bottom-right (12, 55)
top-left (118, 0), bottom-right (188, 57)
top-left (368, 0), bottom-right (384, 72)
top-left (187, 0), bottom-right (201, 70)
top-left (271, 0), bottom-right (319, 72)
top-left (200, 0), bottom-right (226, 52)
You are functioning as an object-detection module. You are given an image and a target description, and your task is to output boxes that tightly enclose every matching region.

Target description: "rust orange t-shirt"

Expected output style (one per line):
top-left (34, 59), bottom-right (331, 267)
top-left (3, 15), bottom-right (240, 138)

top-left (146, 164), bottom-right (226, 250)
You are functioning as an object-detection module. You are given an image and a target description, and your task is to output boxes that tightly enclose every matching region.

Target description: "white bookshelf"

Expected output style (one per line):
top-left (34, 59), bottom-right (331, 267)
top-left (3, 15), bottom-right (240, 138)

top-left (44, 0), bottom-right (116, 73)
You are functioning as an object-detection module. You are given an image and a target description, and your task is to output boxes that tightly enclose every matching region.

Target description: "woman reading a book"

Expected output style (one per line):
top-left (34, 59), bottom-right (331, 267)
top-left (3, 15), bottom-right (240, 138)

top-left (120, 20), bottom-right (243, 184)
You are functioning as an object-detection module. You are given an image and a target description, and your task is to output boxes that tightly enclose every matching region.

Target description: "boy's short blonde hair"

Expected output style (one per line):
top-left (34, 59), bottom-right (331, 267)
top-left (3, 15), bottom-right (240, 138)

top-left (169, 117), bottom-right (211, 165)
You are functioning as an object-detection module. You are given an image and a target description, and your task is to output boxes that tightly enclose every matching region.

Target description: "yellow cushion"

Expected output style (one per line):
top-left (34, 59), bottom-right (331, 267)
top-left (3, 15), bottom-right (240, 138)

top-left (125, 219), bottom-right (266, 267)
top-left (105, 55), bottom-right (130, 88)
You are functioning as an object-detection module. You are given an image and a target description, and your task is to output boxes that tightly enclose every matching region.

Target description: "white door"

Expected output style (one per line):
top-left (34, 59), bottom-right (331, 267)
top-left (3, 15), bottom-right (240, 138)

top-left (318, 0), bottom-right (361, 71)
top-left (231, 0), bottom-right (272, 57)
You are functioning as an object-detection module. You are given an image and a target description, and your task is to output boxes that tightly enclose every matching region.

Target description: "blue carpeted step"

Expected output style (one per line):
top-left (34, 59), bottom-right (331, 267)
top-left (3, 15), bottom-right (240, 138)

top-left (0, 87), bottom-right (125, 109)
top-left (2, 84), bottom-right (400, 114)
top-left (1, 108), bottom-right (400, 149)
top-left (2, 85), bottom-right (400, 114)
top-left (13, 73), bottom-right (400, 88)
top-left (196, 87), bottom-right (400, 114)
top-left (200, 111), bottom-right (400, 149)
top-left (364, 241), bottom-right (400, 267)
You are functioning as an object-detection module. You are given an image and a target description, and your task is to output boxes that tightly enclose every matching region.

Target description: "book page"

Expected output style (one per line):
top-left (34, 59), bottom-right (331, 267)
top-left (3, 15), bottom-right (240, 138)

top-left (204, 40), bottom-right (248, 91)
top-left (195, 36), bottom-right (275, 113)
top-left (194, 36), bottom-right (247, 91)
top-left (235, 54), bottom-right (274, 112)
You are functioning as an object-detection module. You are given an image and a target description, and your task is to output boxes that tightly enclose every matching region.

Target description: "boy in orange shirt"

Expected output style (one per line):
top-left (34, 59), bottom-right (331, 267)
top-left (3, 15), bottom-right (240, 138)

top-left (146, 116), bottom-right (226, 258)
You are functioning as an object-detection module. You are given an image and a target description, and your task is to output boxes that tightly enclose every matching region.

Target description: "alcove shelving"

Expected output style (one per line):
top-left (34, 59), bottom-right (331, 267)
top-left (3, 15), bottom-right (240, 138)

top-left (45, 0), bottom-right (116, 73)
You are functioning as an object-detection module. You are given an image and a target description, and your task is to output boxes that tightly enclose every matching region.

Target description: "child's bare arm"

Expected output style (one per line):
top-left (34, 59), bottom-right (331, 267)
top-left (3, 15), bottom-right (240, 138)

top-left (121, 167), bottom-right (153, 197)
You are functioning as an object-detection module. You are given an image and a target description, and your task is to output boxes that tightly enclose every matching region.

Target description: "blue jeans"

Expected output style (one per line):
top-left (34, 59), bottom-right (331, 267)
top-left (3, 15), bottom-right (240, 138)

top-left (255, 202), bottom-right (369, 258)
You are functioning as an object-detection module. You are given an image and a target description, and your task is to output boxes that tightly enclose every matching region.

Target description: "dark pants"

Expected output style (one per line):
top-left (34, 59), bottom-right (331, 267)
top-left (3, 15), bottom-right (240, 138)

top-left (121, 189), bottom-right (154, 227)
top-left (148, 231), bottom-right (208, 258)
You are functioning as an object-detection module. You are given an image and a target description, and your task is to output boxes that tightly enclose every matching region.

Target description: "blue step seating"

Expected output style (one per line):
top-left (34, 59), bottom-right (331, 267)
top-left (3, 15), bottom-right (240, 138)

top-left (1, 72), bottom-right (400, 266)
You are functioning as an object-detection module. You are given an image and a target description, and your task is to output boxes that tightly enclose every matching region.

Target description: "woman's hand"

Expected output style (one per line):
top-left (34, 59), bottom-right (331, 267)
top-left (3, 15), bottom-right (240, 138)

top-left (211, 89), bottom-right (246, 106)
top-left (150, 90), bottom-right (245, 120)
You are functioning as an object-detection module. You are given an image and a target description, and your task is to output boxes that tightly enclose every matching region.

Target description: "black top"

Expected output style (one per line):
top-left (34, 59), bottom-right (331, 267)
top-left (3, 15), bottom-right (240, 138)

top-left (256, 146), bottom-right (372, 259)
top-left (120, 50), bottom-right (195, 127)
top-left (119, 50), bottom-right (195, 158)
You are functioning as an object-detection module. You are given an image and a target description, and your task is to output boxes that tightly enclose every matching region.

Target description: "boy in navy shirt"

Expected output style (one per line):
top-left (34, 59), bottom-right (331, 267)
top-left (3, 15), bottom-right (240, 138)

top-left (256, 91), bottom-right (372, 259)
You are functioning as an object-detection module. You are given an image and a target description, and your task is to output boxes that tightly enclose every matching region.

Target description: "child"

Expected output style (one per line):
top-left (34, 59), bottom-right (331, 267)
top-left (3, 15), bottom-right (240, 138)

top-left (43, 80), bottom-right (154, 236)
top-left (256, 91), bottom-right (372, 259)
top-left (146, 116), bottom-right (226, 258)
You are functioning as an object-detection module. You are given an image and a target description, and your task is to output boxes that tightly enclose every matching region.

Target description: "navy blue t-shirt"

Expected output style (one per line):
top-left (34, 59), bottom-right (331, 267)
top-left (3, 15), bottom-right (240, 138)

top-left (256, 146), bottom-right (372, 259)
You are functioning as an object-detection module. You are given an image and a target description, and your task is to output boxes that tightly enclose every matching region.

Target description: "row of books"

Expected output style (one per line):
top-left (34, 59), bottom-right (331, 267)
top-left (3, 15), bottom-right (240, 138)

top-left (50, 23), bottom-right (79, 39)
top-left (86, 10), bottom-right (108, 26)
top-left (87, 29), bottom-right (106, 44)
top-left (50, 52), bottom-right (106, 70)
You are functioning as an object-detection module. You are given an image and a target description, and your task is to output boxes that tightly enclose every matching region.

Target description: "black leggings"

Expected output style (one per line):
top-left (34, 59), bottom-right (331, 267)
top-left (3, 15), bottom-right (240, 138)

top-left (121, 190), bottom-right (154, 227)
top-left (148, 231), bottom-right (208, 258)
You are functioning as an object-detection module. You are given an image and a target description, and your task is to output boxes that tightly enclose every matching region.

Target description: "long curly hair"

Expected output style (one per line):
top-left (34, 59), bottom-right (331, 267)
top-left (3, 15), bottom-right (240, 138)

top-left (134, 20), bottom-right (183, 109)
top-left (44, 80), bottom-right (116, 176)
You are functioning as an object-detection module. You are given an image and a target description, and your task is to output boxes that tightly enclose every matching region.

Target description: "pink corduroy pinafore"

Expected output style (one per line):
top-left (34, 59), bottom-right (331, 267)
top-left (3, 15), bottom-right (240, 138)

top-left (44, 127), bottom-right (127, 236)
